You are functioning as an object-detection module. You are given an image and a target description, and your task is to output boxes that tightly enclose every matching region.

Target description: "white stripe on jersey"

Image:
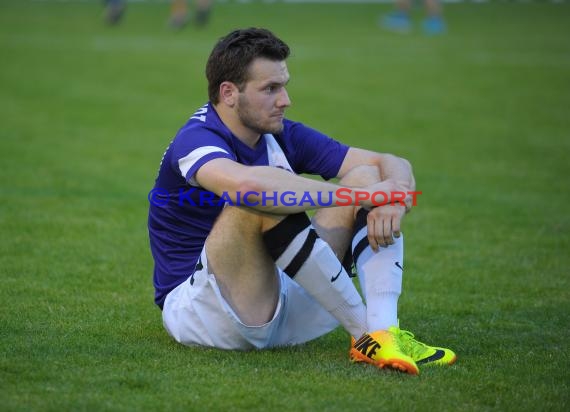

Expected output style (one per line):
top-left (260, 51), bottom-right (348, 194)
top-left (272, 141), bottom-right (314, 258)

top-left (178, 146), bottom-right (229, 185)
top-left (265, 134), bottom-right (294, 173)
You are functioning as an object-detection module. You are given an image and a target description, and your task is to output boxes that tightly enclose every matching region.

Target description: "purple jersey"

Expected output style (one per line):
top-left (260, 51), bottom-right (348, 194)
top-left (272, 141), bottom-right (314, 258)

top-left (148, 103), bottom-right (349, 308)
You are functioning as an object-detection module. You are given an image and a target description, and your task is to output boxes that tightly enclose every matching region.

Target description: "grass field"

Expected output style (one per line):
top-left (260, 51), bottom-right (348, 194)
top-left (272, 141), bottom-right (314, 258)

top-left (1, 1), bottom-right (569, 411)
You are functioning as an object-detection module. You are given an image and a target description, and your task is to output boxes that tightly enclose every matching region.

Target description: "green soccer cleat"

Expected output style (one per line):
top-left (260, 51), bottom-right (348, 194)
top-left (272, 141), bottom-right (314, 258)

top-left (350, 330), bottom-right (419, 375)
top-left (389, 326), bottom-right (457, 366)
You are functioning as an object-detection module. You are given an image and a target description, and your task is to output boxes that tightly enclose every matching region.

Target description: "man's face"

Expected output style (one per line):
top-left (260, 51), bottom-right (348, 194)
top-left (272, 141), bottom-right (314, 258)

top-left (235, 58), bottom-right (291, 136)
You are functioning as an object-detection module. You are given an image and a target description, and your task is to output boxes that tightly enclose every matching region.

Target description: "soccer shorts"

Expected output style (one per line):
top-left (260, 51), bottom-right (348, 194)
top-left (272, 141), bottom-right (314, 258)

top-left (162, 247), bottom-right (339, 350)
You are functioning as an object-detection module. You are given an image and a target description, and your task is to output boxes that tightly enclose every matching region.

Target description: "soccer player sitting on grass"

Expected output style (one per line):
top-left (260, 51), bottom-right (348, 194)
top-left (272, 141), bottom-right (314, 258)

top-left (148, 27), bottom-right (456, 375)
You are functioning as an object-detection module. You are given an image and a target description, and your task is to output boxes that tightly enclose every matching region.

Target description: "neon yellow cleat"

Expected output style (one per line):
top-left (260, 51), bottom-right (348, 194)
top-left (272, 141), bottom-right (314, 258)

top-left (349, 330), bottom-right (419, 375)
top-left (389, 326), bottom-right (457, 366)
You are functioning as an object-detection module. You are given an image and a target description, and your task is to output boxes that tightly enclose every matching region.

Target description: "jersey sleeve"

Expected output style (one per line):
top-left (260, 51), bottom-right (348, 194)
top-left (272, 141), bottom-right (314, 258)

top-left (282, 120), bottom-right (349, 180)
top-left (170, 124), bottom-right (235, 186)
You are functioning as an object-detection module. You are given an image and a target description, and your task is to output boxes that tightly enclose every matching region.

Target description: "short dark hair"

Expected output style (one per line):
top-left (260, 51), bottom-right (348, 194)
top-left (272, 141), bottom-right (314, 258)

top-left (206, 28), bottom-right (290, 104)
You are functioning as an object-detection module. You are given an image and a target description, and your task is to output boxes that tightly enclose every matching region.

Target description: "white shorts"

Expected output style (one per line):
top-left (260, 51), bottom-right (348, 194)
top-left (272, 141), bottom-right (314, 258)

top-left (162, 248), bottom-right (339, 350)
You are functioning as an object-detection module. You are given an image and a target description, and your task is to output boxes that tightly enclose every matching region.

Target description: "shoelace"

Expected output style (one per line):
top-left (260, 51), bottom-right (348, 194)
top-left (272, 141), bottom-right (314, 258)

top-left (395, 329), bottom-right (429, 359)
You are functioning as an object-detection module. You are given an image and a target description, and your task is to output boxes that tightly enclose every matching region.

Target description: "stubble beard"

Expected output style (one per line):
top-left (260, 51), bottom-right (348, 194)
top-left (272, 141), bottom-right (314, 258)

top-left (237, 95), bottom-right (284, 136)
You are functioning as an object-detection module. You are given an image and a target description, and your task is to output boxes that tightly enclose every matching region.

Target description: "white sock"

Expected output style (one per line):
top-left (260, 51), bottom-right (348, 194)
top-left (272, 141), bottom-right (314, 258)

top-left (263, 214), bottom-right (367, 338)
top-left (352, 225), bottom-right (403, 331)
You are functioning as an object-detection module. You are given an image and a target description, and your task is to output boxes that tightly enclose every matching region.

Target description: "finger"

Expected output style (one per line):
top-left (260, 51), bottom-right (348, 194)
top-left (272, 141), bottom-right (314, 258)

top-left (404, 194), bottom-right (413, 213)
top-left (367, 215), bottom-right (379, 252)
top-left (382, 216), bottom-right (393, 247)
top-left (392, 213), bottom-right (401, 238)
top-left (388, 217), bottom-right (396, 245)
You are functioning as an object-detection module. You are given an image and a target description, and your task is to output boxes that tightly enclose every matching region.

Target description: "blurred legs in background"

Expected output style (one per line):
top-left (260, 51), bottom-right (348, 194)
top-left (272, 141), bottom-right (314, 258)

top-left (103, 0), bottom-right (214, 29)
top-left (169, 0), bottom-right (214, 29)
top-left (104, 0), bottom-right (126, 26)
top-left (381, 0), bottom-right (446, 35)
top-left (421, 0), bottom-right (446, 34)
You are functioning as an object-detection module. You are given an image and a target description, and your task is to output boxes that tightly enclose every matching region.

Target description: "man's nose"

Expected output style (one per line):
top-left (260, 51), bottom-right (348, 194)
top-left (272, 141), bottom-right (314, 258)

top-left (277, 87), bottom-right (291, 107)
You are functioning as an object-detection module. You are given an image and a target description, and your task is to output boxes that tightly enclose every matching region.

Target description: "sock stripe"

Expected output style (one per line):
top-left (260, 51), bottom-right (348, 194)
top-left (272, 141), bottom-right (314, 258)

top-left (352, 208), bottom-right (370, 266)
top-left (262, 213), bottom-right (312, 261)
top-left (352, 236), bottom-right (369, 267)
top-left (284, 229), bottom-right (318, 278)
top-left (354, 208), bottom-right (368, 232)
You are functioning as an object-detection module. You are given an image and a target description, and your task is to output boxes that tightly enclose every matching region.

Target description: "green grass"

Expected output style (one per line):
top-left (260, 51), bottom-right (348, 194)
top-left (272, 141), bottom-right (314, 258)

top-left (1, 1), bottom-right (569, 411)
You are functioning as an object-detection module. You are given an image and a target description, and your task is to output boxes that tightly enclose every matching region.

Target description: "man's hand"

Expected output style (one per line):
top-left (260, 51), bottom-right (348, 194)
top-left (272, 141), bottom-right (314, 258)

top-left (358, 178), bottom-right (412, 210)
top-left (365, 203), bottom-right (407, 251)
top-left (357, 178), bottom-right (411, 250)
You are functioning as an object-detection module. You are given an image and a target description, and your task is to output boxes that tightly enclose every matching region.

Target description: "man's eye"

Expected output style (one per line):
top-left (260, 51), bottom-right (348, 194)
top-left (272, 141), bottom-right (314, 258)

top-left (266, 86), bottom-right (277, 94)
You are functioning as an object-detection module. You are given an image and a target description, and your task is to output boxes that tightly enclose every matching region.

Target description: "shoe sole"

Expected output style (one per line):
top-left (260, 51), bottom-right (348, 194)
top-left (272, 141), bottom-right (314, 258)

top-left (349, 348), bottom-right (419, 375)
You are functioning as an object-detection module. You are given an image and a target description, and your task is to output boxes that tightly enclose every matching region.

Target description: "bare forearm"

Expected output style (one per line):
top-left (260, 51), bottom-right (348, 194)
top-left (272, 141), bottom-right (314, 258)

top-left (375, 154), bottom-right (415, 191)
top-left (224, 166), bottom-right (351, 214)
top-left (198, 162), bottom-right (388, 214)
top-left (339, 149), bottom-right (415, 190)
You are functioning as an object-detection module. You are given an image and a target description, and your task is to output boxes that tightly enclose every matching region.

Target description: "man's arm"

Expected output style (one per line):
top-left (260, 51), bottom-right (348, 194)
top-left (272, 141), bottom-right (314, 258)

top-left (338, 148), bottom-right (415, 195)
top-left (194, 157), bottom-right (399, 214)
top-left (337, 147), bottom-right (418, 249)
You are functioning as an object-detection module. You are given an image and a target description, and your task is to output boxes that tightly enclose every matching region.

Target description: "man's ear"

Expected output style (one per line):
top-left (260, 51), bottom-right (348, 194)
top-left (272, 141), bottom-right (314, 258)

top-left (219, 81), bottom-right (239, 107)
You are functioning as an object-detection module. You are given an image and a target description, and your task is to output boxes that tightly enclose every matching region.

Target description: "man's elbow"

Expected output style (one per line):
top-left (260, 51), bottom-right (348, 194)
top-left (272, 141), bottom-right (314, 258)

top-left (235, 176), bottom-right (265, 196)
top-left (399, 156), bottom-right (413, 172)
top-left (378, 153), bottom-right (413, 170)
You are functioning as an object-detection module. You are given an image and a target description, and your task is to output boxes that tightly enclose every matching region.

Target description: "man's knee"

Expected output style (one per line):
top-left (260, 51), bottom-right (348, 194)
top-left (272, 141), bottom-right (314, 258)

top-left (210, 206), bottom-right (285, 237)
